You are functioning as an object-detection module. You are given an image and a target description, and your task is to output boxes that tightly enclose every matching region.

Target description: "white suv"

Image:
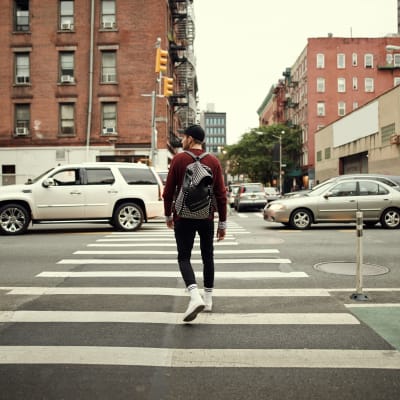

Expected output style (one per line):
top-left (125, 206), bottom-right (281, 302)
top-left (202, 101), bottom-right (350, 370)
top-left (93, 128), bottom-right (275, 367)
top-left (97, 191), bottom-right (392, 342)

top-left (0, 162), bottom-right (164, 235)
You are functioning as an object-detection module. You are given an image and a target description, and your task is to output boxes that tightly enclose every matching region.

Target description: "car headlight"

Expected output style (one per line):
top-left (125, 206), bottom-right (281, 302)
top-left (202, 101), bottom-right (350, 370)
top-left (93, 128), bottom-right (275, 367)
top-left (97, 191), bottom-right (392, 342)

top-left (269, 203), bottom-right (287, 211)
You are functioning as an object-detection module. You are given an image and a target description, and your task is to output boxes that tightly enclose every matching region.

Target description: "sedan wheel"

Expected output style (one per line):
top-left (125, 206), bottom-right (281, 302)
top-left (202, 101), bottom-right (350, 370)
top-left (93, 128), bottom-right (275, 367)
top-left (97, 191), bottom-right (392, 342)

top-left (113, 202), bottom-right (144, 231)
top-left (0, 203), bottom-right (30, 235)
top-left (290, 208), bottom-right (312, 230)
top-left (380, 208), bottom-right (400, 229)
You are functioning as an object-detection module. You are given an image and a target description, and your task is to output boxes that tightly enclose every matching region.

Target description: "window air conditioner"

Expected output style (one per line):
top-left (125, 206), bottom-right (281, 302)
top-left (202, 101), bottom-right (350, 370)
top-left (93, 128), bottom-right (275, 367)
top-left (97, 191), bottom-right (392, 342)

top-left (102, 21), bottom-right (114, 29)
top-left (61, 22), bottom-right (72, 30)
top-left (61, 75), bottom-right (74, 83)
top-left (15, 127), bottom-right (29, 136)
top-left (102, 127), bottom-right (116, 135)
top-left (390, 134), bottom-right (400, 145)
top-left (17, 76), bottom-right (30, 84)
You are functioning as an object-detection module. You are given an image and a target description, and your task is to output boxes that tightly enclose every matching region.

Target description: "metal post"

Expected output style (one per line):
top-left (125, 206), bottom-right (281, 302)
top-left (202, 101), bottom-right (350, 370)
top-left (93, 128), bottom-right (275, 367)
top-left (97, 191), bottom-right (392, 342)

top-left (279, 134), bottom-right (282, 194)
top-left (350, 211), bottom-right (369, 301)
top-left (150, 90), bottom-right (156, 165)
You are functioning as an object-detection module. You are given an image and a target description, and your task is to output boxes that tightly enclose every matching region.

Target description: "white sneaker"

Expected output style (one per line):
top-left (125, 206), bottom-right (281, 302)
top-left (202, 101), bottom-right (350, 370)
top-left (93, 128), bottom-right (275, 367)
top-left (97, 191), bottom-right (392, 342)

top-left (203, 290), bottom-right (213, 312)
top-left (183, 298), bottom-right (205, 322)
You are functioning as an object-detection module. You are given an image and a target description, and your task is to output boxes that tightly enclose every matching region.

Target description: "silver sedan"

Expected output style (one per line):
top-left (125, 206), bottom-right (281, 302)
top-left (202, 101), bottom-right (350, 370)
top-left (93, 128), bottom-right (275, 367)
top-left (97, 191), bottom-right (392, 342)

top-left (264, 178), bottom-right (400, 229)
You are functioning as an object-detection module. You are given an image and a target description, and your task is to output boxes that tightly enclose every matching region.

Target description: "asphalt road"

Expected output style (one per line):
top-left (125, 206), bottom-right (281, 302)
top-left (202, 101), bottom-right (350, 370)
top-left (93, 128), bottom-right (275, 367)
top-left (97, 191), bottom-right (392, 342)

top-left (0, 214), bottom-right (399, 399)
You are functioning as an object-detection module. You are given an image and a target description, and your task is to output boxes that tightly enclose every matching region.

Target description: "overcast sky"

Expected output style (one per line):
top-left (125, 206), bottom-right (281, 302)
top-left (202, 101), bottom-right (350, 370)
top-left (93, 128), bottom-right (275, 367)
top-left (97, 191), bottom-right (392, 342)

top-left (193, 0), bottom-right (398, 144)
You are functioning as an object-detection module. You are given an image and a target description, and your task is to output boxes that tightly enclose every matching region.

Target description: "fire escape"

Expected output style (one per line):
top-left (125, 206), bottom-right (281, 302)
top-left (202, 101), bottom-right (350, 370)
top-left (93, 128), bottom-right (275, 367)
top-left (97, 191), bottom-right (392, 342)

top-left (168, 0), bottom-right (198, 148)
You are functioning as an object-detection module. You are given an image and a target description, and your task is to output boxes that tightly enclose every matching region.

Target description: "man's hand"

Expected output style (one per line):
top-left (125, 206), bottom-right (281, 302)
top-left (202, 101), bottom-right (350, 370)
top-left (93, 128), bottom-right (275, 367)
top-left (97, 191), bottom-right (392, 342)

top-left (216, 228), bottom-right (226, 241)
top-left (166, 220), bottom-right (174, 229)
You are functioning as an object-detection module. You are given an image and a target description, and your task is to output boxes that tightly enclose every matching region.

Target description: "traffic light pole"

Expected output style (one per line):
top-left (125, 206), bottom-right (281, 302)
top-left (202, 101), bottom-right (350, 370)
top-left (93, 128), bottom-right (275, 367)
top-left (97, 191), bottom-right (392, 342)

top-left (150, 90), bottom-right (157, 165)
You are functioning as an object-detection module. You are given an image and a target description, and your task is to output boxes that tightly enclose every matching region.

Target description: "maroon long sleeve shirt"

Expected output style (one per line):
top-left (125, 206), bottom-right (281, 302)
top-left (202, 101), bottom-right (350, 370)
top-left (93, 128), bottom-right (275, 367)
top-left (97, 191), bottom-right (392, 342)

top-left (163, 149), bottom-right (227, 222)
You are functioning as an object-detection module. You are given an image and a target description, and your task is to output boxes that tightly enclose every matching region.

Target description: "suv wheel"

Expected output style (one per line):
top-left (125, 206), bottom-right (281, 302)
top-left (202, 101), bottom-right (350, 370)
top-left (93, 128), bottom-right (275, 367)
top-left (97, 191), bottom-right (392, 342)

top-left (380, 208), bottom-right (400, 229)
top-left (113, 202), bottom-right (144, 231)
top-left (290, 208), bottom-right (312, 230)
top-left (0, 203), bottom-right (30, 235)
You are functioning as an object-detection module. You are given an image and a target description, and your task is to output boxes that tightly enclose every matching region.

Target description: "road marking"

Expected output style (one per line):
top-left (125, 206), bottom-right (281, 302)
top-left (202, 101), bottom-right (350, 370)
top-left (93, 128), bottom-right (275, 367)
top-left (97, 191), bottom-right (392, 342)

top-left (0, 347), bottom-right (399, 369)
top-left (37, 271), bottom-right (305, 278)
top-left (345, 303), bottom-right (400, 308)
top-left (0, 287), bottom-right (330, 296)
top-left (96, 237), bottom-right (236, 242)
top-left (56, 258), bottom-right (292, 265)
top-left (73, 249), bottom-right (279, 255)
top-left (88, 242), bottom-right (238, 247)
top-left (0, 311), bottom-right (359, 325)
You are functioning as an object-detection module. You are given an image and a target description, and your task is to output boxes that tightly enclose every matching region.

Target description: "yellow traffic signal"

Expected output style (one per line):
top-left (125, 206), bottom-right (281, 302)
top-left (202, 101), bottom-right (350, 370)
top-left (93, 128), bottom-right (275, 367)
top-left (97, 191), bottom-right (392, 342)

top-left (163, 77), bottom-right (173, 97)
top-left (155, 48), bottom-right (168, 73)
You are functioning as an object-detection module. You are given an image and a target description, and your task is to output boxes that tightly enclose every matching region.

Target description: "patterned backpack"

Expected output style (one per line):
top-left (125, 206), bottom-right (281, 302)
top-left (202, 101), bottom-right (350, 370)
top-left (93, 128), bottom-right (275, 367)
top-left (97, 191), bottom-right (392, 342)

top-left (174, 151), bottom-right (214, 219)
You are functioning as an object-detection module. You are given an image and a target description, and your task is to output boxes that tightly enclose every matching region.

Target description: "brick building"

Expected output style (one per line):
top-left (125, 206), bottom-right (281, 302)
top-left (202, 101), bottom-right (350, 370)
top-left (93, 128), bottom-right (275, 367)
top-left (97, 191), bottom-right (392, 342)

top-left (259, 35), bottom-right (400, 188)
top-left (0, 0), bottom-right (196, 184)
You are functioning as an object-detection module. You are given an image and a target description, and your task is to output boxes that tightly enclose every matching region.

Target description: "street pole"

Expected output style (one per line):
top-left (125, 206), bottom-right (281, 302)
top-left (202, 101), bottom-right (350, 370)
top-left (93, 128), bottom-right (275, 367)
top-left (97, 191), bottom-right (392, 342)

top-left (150, 90), bottom-right (157, 165)
top-left (279, 134), bottom-right (282, 194)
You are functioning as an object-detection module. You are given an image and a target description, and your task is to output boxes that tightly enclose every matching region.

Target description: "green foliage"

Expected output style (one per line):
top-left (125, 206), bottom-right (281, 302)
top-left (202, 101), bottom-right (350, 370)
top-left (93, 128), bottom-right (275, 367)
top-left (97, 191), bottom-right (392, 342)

top-left (223, 124), bottom-right (302, 185)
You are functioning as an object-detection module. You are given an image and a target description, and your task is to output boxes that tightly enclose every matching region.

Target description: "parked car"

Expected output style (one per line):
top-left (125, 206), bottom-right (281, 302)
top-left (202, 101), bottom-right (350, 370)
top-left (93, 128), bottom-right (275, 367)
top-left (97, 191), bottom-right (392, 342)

top-left (156, 170), bottom-right (169, 185)
top-left (0, 162), bottom-right (164, 235)
top-left (234, 183), bottom-right (267, 212)
top-left (264, 178), bottom-right (400, 229)
top-left (282, 174), bottom-right (400, 199)
top-left (228, 184), bottom-right (240, 208)
top-left (264, 187), bottom-right (281, 202)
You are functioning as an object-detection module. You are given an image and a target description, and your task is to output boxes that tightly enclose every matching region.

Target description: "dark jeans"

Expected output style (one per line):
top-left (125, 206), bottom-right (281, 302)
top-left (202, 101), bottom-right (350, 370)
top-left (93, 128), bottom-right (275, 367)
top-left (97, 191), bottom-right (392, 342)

top-left (174, 218), bottom-right (215, 288)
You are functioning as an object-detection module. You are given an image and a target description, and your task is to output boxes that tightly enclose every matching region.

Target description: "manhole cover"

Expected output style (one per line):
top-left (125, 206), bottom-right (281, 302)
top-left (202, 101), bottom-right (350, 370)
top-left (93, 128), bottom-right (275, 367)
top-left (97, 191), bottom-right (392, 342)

top-left (314, 262), bottom-right (389, 276)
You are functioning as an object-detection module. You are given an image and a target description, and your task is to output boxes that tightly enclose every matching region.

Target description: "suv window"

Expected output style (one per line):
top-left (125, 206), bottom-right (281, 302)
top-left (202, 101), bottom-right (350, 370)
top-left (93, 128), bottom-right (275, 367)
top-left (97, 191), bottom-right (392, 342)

top-left (119, 168), bottom-right (157, 185)
top-left (85, 168), bottom-right (115, 185)
top-left (51, 168), bottom-right (81, 185)
top-left (242, 184), bottom-right (263, 193)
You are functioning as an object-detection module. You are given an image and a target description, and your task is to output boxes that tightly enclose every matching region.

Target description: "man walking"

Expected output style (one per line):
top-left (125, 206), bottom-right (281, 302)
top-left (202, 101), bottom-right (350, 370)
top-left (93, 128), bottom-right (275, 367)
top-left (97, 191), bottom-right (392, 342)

top-left (163, 125), bottom-right (227, 322)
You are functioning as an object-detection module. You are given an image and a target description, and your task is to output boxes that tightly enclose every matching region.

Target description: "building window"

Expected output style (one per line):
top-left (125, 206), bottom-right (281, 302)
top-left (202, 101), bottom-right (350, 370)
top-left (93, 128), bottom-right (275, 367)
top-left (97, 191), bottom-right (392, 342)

top-left (394, 54), bottom-right (400, 67)
top-left (2, 165), bottom-right (16, 186)
top-left (316, 77), bottom-right (325, 92)
top-left (60, 0), bottom-right (74, 30)
top-left (317, 102), bottom-right (325, 116)
top-left (316, 53), bottom-right (324, 68)
top-left (352, 77), bottom-right (358, 90)
top-left (102, 103), bottom-right (117, 134)
top-left (394, 77), bottom-right (400, 86)
top-left (337, 53), bottom-right (345, 69)
top-left (337, 78), bottom-right (346, 92)
top-left (59, 52), bottom-right (75, 83)
top-left (381, 123), bottom-right (395, 146)
top-left (14, 0), bottom-right (30, 32)
top-left (14, 104), bottom-right (30, 135)
top-left (364, 53), bottom-right (373, 68)
top-left (365, 78), bottom-right (374, 92)
top-left (101, 51), bottom-right (117, 82)
top-left (15, 53), bottom-right (30, 84)
top-left (353, 102), bottom-right (359, 110)
top-left (352, 53), bottom-right (358, 66)
top-left (59, 104), bottom-right (75, 135)
top-left (101, 0), bottom-right (116, 29)
top-left (325, 148), bottom-right (331, 160)
top-left (338, 101), bottom-right (346, 116)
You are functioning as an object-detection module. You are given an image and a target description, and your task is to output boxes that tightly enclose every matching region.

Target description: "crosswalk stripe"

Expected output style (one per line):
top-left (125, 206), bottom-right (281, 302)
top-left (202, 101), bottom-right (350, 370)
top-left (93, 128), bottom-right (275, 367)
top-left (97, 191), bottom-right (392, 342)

top-left (73, 249), bottom-right (279, 255)
top-left (0, 287), bottom-right (330, 296)
top-left (96, 237), bottom-right (236, 242)
top-left (345, 303), bottom-right (400, 308)
top-left (88, 242), bottom-right (238, 247)
top-left (0, 311), bottom-right (360, 325)
top-left (37, 271), bottom-right (306, 278)
top-left (56, 258), bottom-right (292, 265)
top-left (1, 347), bottom-right (399, 369)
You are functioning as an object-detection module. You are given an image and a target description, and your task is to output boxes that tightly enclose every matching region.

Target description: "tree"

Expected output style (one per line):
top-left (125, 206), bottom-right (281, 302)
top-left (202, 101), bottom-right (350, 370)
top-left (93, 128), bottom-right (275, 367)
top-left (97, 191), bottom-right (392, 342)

top-left (223, 124), bottom-right (302, 187)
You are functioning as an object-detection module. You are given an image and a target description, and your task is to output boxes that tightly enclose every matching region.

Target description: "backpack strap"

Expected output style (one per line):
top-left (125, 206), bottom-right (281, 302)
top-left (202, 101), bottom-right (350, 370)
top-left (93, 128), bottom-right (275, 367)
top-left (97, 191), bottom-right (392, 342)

top-left (184, 150), bottom-right (209, 161)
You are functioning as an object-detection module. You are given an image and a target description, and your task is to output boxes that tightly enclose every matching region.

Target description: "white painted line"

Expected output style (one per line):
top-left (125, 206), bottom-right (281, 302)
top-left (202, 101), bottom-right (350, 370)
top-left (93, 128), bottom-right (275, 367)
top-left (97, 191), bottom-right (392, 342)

top-left (97, 237), bottom-right (236, 242)
top-left (88, 242), bottom-right (238, 247)
top-left (0, 347), bottom-right (399, 369)
top-left (0, 287), bottom-right (330, 297)
top-left (73, 249), bottom-right (279, 255)
top-left (57, 258), bottom-right (292, 265)
top-left (0, 311), bottom-right (359, 325)
top-left (236, 214), bottom-right (248, 218)
top-left (330, 288), bottom-right (400, 292)
top-left (345, 303), bottom-right (400, 308)
top-left (37, 271), bottom-right (306, 278)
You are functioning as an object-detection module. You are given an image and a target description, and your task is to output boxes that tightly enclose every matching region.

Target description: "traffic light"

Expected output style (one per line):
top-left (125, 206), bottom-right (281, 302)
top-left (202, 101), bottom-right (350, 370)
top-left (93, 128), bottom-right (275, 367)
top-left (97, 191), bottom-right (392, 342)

top-left (163, 77), bottom-right (173, 97)
top-left (155, 48), bottom-right (168, 73)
